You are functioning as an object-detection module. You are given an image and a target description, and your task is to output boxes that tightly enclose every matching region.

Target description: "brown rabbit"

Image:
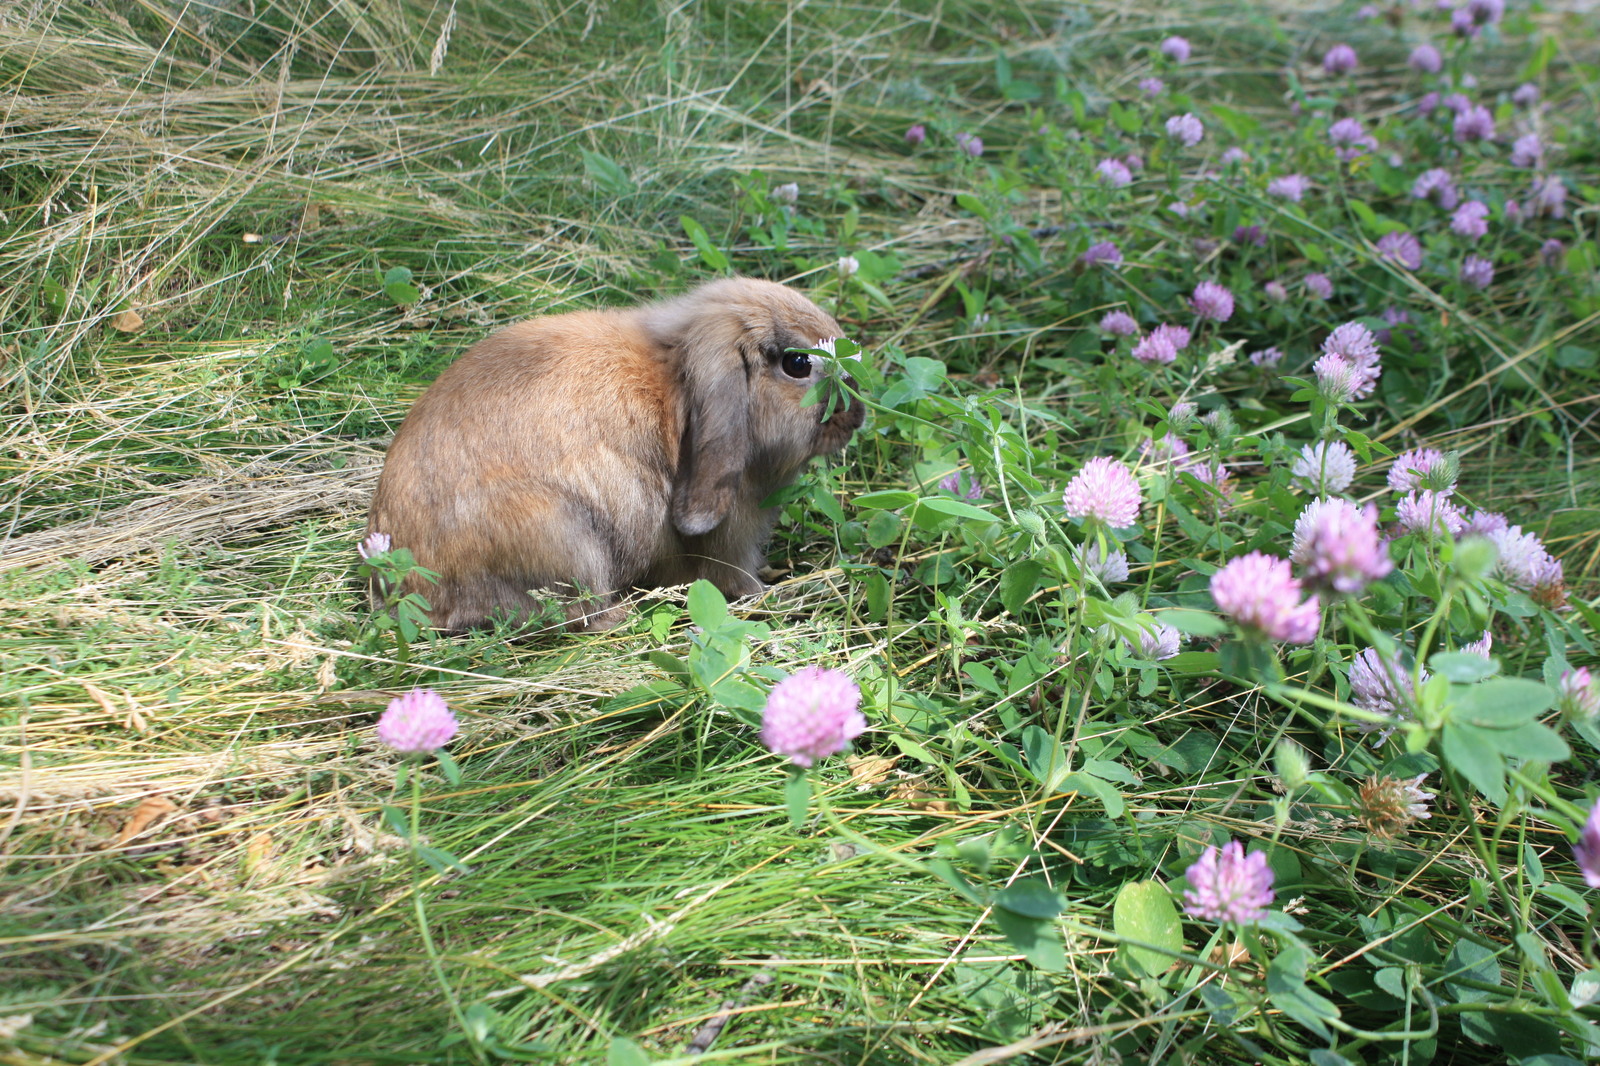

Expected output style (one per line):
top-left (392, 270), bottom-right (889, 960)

top-left (364, 277), bottom-right (863, 631)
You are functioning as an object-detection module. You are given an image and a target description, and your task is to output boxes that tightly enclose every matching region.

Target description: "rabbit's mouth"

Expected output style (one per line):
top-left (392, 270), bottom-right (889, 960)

top-left (813, 378), bottom-right (864, 454)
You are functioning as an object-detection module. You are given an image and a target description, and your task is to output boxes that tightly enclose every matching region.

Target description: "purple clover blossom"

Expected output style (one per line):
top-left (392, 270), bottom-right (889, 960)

top-left (1443, 92), bottom-right (1473, 116)
top-left (1063, 457), bottom-right (1143, 528)
top-left (1250, 346), bottom-right (1284, 368)
top-left (905, 124), bottom-right (927, 147)
top-left (1387, 447), bottom-right (1455, 494)
top-left (1268, 173), bottom-right (1311, 201)
top-left (1133, 330), bottom-right (1179, 364)
top-left (1161, 36), bottom-right (1192, 62)
top-left (1100, 310), bottom-right (1140, 336)
top-left (1323, 44), bottom-right (1359, 75)
top-left (955, 132), bottom-right (984, 157)
top-left (761, 667), bottom-right (866, 768)
top-left (1190, 281), bottom-right (1235, 322)
top-left (1315, 354), bottom-right (1360, 404)
top-left (1166, 113), bottom-right (1204, 147)
top-left (1077, 542), bottom-right (1131, 584)
top-left (1100, 308), bottom-right (1139, 334)
top-left (1484, 524), bottom-right (1561, 592)
top-left (1096, 157), bottom-right (1133, 187)
top-left (376, 689), bottom-right (459, 755)
top-left (1460, 254), bottom-right (1495, 290)
top-left (1140, 432), bottom-right (1192, 465)
top-left (1542, 239), bottom-right (1566, 269)
top-left (359, 531), bottom-right (393, 560)
top-left (1531, 175), bottom-right (1567, 218)
top-left (1129, 622), bottom-right (1181, 661)
top-left (1324, 322), bottom-right (1382, 398)
top-left (1291, 440), bottom-right (1358, 495)
top-left (1134, 323), bottom-right (1191, 363)
top-left (1082, 241), bottom-right (1123, 267)
top-left (1451, 8), bottom-right (1478, 37)
top-left (1576, 802), bottom-right (1600, 889)
top-left (1182, 840), bottom-right (1275, 923)
top-left (938, 472), bottom-right (984, 500)
top-left (1264, 280), bottom-right (1289, 303)
top-left (1358, 773), bottom-right (1435, 836)
top-left (1376, 306), bottom-right (1414, 345)
top-left (1558, 668), bottom-right (1600, 721)
top-left (1512, 82), bottom-right (1540, 108)
top-left (1232, 224), bottom-right (1266, 247)
top-left (1350, 647), bottom-right (1426, 721)
top-left (1510, 133), bottom-right (1542, 168)
top-left (1417, 91), bottom-right (1441, 117)
top-left (1222, 146), bottom-right (1250, 165)
top-left (1292, 497), bottom-right (1394, 593)
top-left (1467, 0), bottom-right (1505, 24)
top-left (1321, 322), bottom-right (1380, 363)
top-left (1462, 630), bottom-right (1493, 658)
top-left (1461, 509), bottom-right (1508, 537)
top-left (1155, 322), bottom-right (1191, 349)
top-left (1411, 167), bottom-right (1460, 208)
top-left (1210, 551), bottom-right (1321, 643)
top-left (1140, 76), bottom-right (1166, 96)
top-left (1506, 198), bottom-right (1522, 225)
top-left (1303, 273), bottom-right (1334, 301)
top-left (1397, 490), bottom-right (1465, 538)
top-left (1377, 230), bottom-right (1423, 270)
top-left (1408, 44), bottom-right (1444, 73)
top-left (1328, 117), bottom-right (1376, 161)
top-left (1125, 153), bottom-right (1144, 172)
top-left (1533, 557), bottom-right (1567, 610)
top-left (773, 182), bottom-right (800, 205)
top-left (1453, 105), bottom-right (1494, 143)
top-left (1183, 460), bottom-right (1234, 504)
top-left (1450, 200), bottom-right (1489, 239)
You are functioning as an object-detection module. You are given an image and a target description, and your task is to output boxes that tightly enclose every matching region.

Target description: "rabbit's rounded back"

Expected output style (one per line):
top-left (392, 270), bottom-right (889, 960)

top-left (366, 277), bottom-right (860, 632)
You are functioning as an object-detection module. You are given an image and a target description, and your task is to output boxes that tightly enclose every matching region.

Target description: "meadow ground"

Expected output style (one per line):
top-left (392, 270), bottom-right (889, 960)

top-left (3, 0), bottom-right (1600, 1062)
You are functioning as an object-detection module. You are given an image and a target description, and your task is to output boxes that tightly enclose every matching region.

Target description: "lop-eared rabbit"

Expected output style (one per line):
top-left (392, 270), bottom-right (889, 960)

top-left (365, 277), bottom-right (863, 631)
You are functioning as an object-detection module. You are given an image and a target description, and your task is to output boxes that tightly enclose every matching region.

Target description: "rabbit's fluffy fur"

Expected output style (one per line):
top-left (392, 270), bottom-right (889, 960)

top-left (365, 277), bottom-right (863, 631)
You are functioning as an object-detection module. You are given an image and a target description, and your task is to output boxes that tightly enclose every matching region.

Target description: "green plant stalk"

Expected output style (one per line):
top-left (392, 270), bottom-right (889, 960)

top-left (387, 590), bottom-right (413, 683)
top-left (1440, 764), bottom-right (1527, 955)
top-left (405, 764), bottom-right (481, 1064)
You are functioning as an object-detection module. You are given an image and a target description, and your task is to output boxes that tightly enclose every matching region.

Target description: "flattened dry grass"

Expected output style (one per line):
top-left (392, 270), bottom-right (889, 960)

top-left (3, 1), bottom-right (1600, 1064)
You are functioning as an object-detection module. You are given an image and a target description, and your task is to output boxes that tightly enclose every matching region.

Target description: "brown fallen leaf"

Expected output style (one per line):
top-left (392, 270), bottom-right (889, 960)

top-left (889, 780), bottom-right (954, 814)
top-left (82, 681), bottom-right (119, 718)
top-left (1209, 939), bottom-right (1252, 969)
top-left (109, 308), bottom-right (144, 332)
top-left (245, 832), bottom-right (274, 874)
top-left (846, 754), bottom-right (899, 786)
top-left (84, 680), bottom-right (147, 732)
top-left (115, 797), bottom-right (179, 845)
top-left (123, 694), bottom-right (148, 733)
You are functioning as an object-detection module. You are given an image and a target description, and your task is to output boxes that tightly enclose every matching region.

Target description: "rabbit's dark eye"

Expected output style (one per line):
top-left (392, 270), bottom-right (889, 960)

top-left (781, 352), bottom-right (812, 378)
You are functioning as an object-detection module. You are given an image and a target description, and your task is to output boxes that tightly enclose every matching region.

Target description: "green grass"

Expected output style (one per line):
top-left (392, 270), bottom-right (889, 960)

top-left (4, 0), bottom-right (1600, 1063)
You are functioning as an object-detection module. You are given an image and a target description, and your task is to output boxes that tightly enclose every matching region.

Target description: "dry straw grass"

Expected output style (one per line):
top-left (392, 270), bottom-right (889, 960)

top-left (4, 0), bottom-right (1599, 1061)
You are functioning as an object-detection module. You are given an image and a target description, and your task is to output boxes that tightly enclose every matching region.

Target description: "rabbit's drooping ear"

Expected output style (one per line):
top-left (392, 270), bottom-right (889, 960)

top-left (670, 326), bottom-right (751, 536)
